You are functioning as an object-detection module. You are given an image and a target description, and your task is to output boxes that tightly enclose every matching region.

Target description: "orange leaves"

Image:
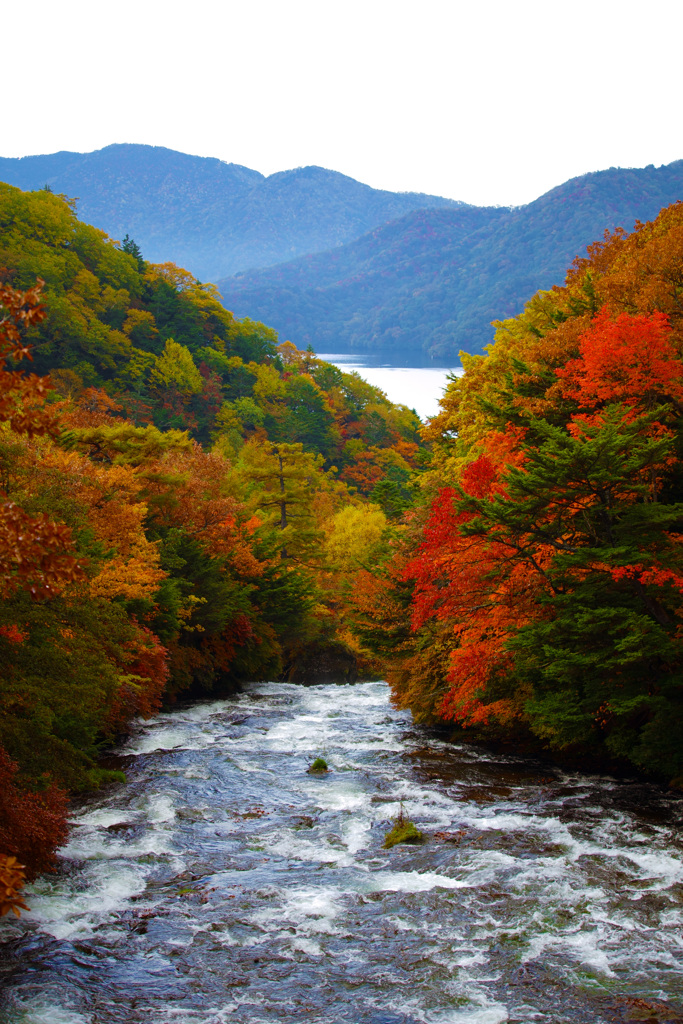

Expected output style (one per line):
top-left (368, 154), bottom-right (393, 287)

top-left (145, 446), bottom-right (264, 577)
top-left (0, 283), bottom-right (88, 602)
top-left (57, 387), bottom-right (124, 429)
top-left (0, 280), bottom-right (57, 438)
top-left (436, 553), bottom-right (546, 726)
top-left (146, 447), bottom-right (234, 537)
top-left (556, 308), bottom-right (683, 411)
top-left (567, 202), bottom-right (683, 329)
top-left (243, 515), bottom-right (262, 536)
top-left (24, 445), bottom-right (167, 604)
top-left (85, 491), bottom-right (165, 602)
top-left (470, 425), bottom-right (529, 479)
top-left (340, 448), bottom-right (386, 492)
top-left (0, 623), bottom-right (26, 644)
top-left (89, 539), bottom-right (166, 602)
top-left (392, 439), bottom-right (420, 469)
top-left (0, 855), bottom-right (28, 918)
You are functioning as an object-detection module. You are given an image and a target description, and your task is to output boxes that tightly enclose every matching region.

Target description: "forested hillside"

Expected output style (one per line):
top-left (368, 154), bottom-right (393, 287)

top-left (356, 202), bottom-right (683, 789)
top-left (0, 184), bottom-right (422, 912)
top-left (0, 145), bottom-right (460, 280)
top-left (3, 182), bottom-right (683, 919)
top-left (218, 161), bottom-right (683, 358)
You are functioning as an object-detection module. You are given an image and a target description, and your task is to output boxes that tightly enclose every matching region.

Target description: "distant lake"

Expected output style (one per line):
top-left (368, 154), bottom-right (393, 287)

top-left (318, 352), bottom-right (464, 421)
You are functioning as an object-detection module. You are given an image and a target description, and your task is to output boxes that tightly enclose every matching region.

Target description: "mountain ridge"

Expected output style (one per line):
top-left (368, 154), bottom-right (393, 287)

top-left (216, 160), bottom-right (683, 357)
top-left (2, 145), bottom-right (681, 358)
top-left (0, 143), bottom-right (462, 280)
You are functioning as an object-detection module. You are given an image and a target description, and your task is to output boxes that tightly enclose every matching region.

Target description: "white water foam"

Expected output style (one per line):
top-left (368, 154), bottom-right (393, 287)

top-left (3, 680), bottom-right (683, 1024)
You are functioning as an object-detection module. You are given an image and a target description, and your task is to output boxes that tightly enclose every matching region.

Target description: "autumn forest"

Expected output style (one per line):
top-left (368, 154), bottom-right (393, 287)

top-left (2, 182), bottom-right (683, 917)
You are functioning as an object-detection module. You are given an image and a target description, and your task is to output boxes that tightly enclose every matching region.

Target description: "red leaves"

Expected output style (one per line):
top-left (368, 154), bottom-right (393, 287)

top-left (460, 456), bottom-right (497, 499)
top-left (556, 308), bottom-right (683, 410)
top-left (400, 309), bottom-right (683, 733)
top-left (0, 501), bottom-right (86, 601)
top-left (606, 562), bottom-right (683, 593)
top-left (106, 625), bottom-right (170, 733)
top-left (404, 485), bottom-right (520, 724)
top-left (403, 425), bottom-right (549, 727)
top-left (0, 748), bottom-right (69, 880)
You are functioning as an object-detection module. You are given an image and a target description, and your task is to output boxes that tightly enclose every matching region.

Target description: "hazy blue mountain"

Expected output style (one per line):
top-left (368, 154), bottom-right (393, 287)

top-left (217, 161), bottom-right (683, 358)
top-left (3, 145), bottom-right (681, 359)
top-left (0, 144), bottom-right (461, 280)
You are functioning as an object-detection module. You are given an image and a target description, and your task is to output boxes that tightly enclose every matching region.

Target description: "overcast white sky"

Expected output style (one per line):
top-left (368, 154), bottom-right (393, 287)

top-left (4, 0), bottom-right (681, 207)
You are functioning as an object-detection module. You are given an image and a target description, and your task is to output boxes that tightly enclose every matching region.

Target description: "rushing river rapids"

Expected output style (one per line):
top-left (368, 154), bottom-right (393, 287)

top-left (1, 681), bottom-right (682, 1024)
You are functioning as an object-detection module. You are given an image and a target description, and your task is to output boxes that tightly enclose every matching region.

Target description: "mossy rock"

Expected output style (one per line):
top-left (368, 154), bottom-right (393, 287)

top-left (307, 757), bottom-right (329, 774)
top-left (383, 818), bottom-right (424, 849)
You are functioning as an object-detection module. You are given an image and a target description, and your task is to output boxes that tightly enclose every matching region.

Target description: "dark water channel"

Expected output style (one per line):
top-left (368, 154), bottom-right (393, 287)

top-left (1, 681), bottom-right (682, 1024)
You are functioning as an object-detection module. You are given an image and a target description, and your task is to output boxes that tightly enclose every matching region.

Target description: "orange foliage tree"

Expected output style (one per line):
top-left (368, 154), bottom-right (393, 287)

top-left (0, 281), bottom-right (86, 600)
top-left (368, 207), bottom-right (683, 783)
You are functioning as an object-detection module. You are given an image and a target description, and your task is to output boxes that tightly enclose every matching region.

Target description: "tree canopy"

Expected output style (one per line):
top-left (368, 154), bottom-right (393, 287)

top-left (365, 202), bottom-right (683, 785)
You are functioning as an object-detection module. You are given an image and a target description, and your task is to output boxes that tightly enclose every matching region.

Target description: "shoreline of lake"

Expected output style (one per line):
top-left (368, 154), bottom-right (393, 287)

top-left (318, 352), bottom-right (463, 421)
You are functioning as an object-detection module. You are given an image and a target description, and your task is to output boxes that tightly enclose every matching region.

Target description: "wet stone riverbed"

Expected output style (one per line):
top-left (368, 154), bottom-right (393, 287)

top-left (1, 680), bottom-right (682, 1024)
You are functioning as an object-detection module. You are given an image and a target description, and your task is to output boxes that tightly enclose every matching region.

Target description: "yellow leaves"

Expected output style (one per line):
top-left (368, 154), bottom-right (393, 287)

top-left (252, 363), bottom-right (286, 405)
top-left (65, 423), bottom-right (193, 465)
top-left (277, 340), bottom-right (304, 368)
top-left (69, 268), bottom-right (102, 310)
top-left (276, 340), bottom-right (319, 373)
top-left (49, 368), bottom-right (84, 401)
top-left (213, 401), bottom-right (242, 433)
top-left (80, 480), bottom-right (165, 601)
top-left (150, 339), bottom-right (203, 397)
top-left (177, 594), bottom-right (207, 632)
top-left (122, 308), bottom-right (158, 341)
top-left (324, 504), bottom-right (387, 571)
top-left (145, 262), bottom-right (196, 293)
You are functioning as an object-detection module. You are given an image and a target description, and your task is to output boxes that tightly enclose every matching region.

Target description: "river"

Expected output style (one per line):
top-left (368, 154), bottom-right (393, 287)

top-left (1, 681), bottom-right (682, 1024)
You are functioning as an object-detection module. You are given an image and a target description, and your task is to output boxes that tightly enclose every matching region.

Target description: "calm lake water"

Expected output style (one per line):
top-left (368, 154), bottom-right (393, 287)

top-left (318, 353), bottom-right (463, 421)
top-left (1, 680), bottom-right (682, 1024)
